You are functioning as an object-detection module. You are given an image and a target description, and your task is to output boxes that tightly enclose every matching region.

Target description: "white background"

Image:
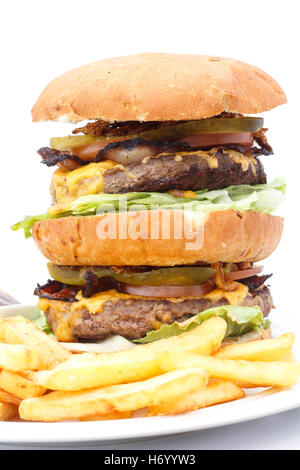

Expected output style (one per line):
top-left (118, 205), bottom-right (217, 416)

top-left (0, 0), bottom-right (299, 449)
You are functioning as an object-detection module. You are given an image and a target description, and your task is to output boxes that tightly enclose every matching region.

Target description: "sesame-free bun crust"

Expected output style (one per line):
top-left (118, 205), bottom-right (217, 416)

top-left (32, 210), bottom-right (283, 266)
top-left (32, 53), bottom-right (287, 123)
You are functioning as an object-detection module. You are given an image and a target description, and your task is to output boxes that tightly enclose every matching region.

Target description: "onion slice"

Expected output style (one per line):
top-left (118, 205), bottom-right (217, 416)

top-left (224, 266), bottom-right (263, 281)
top-left (120, 281), bottom-right (214, 298)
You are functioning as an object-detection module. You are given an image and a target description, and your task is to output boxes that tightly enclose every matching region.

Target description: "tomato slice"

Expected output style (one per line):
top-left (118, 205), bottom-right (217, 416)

top-left (60, 132), bottom-right (254, 168)
top-left (120, 281), bottom-right (214, 298)
top-left (224, 266), bottom-right (264, 281)
top-left (178, 132), bottom-right (253, 148)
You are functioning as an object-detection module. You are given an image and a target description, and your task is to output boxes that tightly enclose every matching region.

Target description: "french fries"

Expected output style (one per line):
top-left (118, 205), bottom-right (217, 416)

top-left (147, 381), bottom-right (245, 416)
top-left (0, 388), bottom-right (21, 405)
top-left (0, 402), bottom-right (18, 421)
top-left (80, 411), bottom-right (132, 421)
top-left (0, 313), bottom-right (299, 422)
top-left (214, 333), bottom-right (295, 362)
top-left (0, 343), bottom-right (41, 371)
top-left (32, 317), bottom-right (227, 391)
top-left (19, 368), bottom-right (208, 422)
top-left (166, 353), bottom-right (300, 387)
top-left (3, 316), bottom-right (71, 369)
top-left (0, 370), bottom-right (46, 400)
top-left (0, 320), bottom-right (5, 342)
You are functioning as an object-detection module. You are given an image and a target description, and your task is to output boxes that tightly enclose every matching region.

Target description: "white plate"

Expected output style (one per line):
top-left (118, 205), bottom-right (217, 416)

top-left (0, 304), bottom-right (299, 446)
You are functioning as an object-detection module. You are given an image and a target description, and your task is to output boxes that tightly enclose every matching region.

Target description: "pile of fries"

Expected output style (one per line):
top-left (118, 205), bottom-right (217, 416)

top-left (0, 315), bottom-right (299, 422)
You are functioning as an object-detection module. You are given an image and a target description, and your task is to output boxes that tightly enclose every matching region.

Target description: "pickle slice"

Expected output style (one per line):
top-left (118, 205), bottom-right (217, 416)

top-left (47, 264), bottom-right (216, 287)
top-left (50, 135), bottom-right (100, 151)
top-left (50, 117), bottom-right (263, 151)
top-left (138, 117), bottom-right (264, 140)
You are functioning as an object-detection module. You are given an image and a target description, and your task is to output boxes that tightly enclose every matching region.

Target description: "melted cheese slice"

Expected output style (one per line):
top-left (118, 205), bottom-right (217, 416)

top-left (49, 149), bottom-right (256, 208)
top-left (38, 283), bottom-right (249, 342)
top-left (50, 160), bottom-right (122, 206)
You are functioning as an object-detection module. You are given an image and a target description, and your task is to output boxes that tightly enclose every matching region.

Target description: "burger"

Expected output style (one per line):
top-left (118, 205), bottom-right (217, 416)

top-left (13, 53), bottom-right (286, 351)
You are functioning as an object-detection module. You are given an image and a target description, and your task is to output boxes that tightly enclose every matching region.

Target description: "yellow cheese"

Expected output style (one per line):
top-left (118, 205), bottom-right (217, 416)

top-left (202, 283), bottom-right (249, 304)
top-left (50, 160), bottom-right (122, 206)
top-left (38, 298), bottom-right (78, 342)
top-left (181, 191), bottom-right (197, 199)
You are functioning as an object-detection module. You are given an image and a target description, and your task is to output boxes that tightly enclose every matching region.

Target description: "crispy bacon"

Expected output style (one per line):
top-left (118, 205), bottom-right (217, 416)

top-left (82, 270), bottom-right (119, 298)
top-left (38, 147), bottom-right (88, 167)
top-left (38, 134), bottom-right (270, 169)
top-left (94, 138), bottom-right (191, 164)
top-left (253, 129), bottom-right (273, 155)
top-left (34, 276), bottom-right (119, 301)
top-left (34, 280), bottom-right (81, 302)
top-left (211, 262), bottom-right (239, 292)
top-left (72, 120), bottom-right (179, 137)
top-left (240, 274), bottom-right (273, 292)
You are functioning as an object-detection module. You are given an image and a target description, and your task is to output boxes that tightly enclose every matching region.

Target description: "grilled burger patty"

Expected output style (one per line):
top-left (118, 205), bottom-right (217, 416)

top-left (103, 149), bottom-right (266, 193)
top-left (41, 286), bottom-right (272, 341)
top-left (49, 148), bottom-right (266, 205)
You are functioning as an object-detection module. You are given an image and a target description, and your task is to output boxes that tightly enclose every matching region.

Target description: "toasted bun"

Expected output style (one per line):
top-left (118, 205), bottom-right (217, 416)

top-left (32, 53), bottom-right (287, 123)
top-left (32, 210), bottom-right (283, 266)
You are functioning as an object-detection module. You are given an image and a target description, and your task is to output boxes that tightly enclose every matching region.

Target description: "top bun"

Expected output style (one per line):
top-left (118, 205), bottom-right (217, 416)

top-left (32, 53), bottom-right (287, 123)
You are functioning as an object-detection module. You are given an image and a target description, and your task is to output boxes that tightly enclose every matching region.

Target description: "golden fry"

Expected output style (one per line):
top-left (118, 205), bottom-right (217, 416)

top-left (0, 388), bottom-right (21, 405)
top-left (277, 352), bottom-right (297, 362)
top-left (20, 368), bottom-right (208, 422)
top-left (215, 333), bottom-right (294, 362)
top-left (3, 316), bottom-right (71, 369)
top-left (0, 319), bottom-right (5, 342)
top-left (0, 370), bottom-right (46, 399)
top-left (0, 402), bottom-right (18, 421)
top-left (79, 411), bottom-right (132, 421)
top-left (147, 381), bottom-right (245, 416)
top-left (32, 318), bottom-right (226, 391)
top-left (0, 343), bottom-right (41, 371)
top-left (166, 352), bottom-right (300, 388)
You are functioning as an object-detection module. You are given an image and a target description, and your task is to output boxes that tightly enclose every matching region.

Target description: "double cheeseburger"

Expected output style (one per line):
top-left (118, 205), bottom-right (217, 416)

top-left (13, 53), bottom-right (286, 349)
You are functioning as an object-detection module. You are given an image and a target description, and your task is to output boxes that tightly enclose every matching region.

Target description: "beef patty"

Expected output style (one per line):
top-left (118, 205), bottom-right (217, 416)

top-left (43, 286), bottom-right (272, 341)
top-left (103, 149), bottom-right (266, 193)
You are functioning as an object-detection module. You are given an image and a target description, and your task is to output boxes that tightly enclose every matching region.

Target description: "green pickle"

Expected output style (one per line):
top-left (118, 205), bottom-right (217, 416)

top-left (50, 135), bottom-right (100, 151)
top-left (137, 117), bottom-right (264, 140)
top-left (50, 117), bottom-right (263, 151)
top-left (47, 264), bottom-right (216, 287)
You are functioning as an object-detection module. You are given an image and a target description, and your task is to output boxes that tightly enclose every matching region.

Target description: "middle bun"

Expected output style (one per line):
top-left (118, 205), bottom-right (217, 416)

top-left (32, 210), bottom-right (283, 266)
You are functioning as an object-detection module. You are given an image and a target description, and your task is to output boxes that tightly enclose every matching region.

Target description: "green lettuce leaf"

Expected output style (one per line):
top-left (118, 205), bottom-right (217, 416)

top-left (134, 305), bottom-right (270, 343)
top-left (12, 178), bottom-right (286, 237)
top-left (33, 311), bottom-right (55, 337)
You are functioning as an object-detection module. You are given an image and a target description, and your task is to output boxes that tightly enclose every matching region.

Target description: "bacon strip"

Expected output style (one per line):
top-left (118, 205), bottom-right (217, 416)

top-left (240, 274), bottom-right (273, 292)
top-left (34, 280), bottom-right (82, 302)
top-left (34, 276), bottom-right (119, 301)
top-left (94, 138), bottom-right (191, 164)
top-left (38, 147), bottom-right (88, 167)
top-left (72, 120), bottom-right (179, 137)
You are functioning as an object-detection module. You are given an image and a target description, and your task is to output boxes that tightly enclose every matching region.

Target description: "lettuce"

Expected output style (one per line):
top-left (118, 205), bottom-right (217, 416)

top-left (12, 178), bottom-right (285, 237)
top-left (33, 311), bottom-right (55, 337)
top-left (134, 305), bottom-right (270, 343)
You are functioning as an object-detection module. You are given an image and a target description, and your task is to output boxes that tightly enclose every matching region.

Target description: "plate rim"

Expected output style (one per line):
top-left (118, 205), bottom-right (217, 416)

top-left (0, 303), bottom-right (299, 445)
